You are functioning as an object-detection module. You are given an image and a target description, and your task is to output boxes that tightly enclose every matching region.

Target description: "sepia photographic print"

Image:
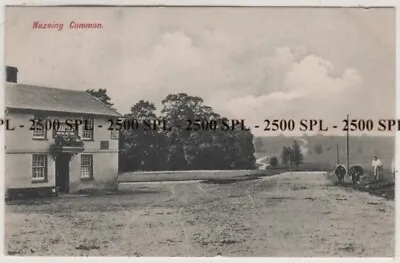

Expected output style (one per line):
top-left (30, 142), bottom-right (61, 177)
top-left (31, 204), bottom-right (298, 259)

top-left (2, 3), bottom-right (397, 258)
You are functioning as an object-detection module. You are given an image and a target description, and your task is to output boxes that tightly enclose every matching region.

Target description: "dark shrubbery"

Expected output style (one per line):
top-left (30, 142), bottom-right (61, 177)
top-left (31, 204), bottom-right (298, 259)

top-left (280, 141), bottom-right (304, 168)
top-left (269, 156), bottom-right (278, 167)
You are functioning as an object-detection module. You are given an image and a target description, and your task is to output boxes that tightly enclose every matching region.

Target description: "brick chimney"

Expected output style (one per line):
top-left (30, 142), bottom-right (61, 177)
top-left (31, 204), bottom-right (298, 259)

top-left (5, 66), bottom-right (18, 83)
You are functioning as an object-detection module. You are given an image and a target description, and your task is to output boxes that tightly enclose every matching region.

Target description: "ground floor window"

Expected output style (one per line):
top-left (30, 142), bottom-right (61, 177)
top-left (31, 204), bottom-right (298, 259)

top-left (80, 154), bottom-right (93, 179)
top-left (32, 154), bottom-right (47, 181)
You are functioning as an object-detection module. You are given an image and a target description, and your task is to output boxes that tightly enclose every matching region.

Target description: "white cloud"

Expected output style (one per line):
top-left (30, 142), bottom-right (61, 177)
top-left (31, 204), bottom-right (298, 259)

top-left (114, 31), bottom-right (364, 136)
top-left (283, 55), bottom-right (362, 97)
top-left (99, 29), bottom-right (363, 136)
top-left (221, 47), bottom-right (363, 133)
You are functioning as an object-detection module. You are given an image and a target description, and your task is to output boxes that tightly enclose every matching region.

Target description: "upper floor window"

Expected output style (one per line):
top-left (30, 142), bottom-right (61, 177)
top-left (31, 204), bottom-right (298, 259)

top-left (32, 116), bottom-right (47, 139)
top-left (82, 119), bottom-right (94, 140)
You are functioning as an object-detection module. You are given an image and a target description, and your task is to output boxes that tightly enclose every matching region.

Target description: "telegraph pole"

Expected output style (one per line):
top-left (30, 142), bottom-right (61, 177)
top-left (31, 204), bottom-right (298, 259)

top-left (346, 114), bottom-right (350, 175)
top-left (336, 144), bottom-right (339, 165)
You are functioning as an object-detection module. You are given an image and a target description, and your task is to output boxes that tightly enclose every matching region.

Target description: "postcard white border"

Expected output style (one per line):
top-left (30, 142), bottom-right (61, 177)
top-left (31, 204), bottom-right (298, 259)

top-left (0, 0), bottom-right (398, 262)
top-left (0, 0), bottom-right (398, 7)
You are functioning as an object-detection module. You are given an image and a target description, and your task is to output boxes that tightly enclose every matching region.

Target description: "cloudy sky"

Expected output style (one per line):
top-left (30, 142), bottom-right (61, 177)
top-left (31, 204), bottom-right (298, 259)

top-left (5, 7), bottom-right (395, 136)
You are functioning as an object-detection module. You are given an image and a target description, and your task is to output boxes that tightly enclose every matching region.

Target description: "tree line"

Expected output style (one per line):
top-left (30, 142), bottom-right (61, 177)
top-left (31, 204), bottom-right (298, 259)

top-left (254, 137), bottom-right (304, 168)
top-left (280, 140), bottom-right (304, 168)
top-left (87, 89), bottom-right (256, 172)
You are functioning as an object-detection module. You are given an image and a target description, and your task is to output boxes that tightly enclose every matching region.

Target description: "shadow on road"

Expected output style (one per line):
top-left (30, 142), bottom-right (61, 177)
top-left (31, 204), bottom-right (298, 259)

top-left (201, 175), bottom-right (261, 185)
top-left (326, 172), bottom-right (394, 200)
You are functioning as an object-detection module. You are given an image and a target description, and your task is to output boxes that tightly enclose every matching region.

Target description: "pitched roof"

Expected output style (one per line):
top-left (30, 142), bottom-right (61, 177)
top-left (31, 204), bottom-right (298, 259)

top-left (5, 83), bottom-right (121, 117)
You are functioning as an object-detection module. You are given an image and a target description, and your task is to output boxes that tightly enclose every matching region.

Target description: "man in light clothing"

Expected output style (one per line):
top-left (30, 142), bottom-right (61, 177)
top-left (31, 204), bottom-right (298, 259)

top-left (372, 156), bottom-right (383, 182)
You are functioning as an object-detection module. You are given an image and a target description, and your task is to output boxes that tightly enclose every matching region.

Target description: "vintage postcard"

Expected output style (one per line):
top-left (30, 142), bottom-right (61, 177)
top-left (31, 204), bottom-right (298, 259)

top-left (2, 4), bottom-right (396, 258)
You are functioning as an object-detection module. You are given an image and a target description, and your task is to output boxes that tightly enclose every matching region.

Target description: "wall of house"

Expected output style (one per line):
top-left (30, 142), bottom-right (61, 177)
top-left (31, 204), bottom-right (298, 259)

top-left (5, 111), bottom-right (119, 191)
top-left (5, 153), bottom-right (56, 189)
top-left (5, 112), bottom-right (53, 152)
top-left (69, 152), bottom-right (119, 192)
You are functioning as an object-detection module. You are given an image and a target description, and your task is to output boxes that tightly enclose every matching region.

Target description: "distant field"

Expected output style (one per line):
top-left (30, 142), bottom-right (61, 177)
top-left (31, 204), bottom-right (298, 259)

top-left (255, 135), bottom-right (395, 173)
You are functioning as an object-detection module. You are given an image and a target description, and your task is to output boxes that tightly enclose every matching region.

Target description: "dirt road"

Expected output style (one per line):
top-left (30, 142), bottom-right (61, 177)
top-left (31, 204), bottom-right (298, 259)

top-left (5, 172), bottom-right (394, 257)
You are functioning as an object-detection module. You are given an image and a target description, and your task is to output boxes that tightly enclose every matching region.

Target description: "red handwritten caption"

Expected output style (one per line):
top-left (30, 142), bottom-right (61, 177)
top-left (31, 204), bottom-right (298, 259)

top-left (32, 21), bottom-right (103, 31)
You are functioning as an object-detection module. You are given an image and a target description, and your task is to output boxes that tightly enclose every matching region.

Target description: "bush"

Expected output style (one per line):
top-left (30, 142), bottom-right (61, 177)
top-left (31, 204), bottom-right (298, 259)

top-left (269, 156), bottom-right (278, 167)
top-left (314, 144), bottom-right (323, 155)
top-left (48, 135), bottom-right (84, 160)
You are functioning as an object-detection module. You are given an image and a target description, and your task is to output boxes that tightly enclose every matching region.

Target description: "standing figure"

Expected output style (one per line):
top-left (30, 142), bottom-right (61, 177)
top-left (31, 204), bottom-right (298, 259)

top-left (334, 164), bottom-right (346, 184)
top-left (372, 156), bottom-right (383, 182)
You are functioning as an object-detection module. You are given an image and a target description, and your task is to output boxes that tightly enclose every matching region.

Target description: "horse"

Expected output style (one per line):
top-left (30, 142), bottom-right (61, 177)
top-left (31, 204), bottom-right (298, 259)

top-left (349, 165), bottom-right (363, 185)
top-left (334, 164), bottom-right (346, 184)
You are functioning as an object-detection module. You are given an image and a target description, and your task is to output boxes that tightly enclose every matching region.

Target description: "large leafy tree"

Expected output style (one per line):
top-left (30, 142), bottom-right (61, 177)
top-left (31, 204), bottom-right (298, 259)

top-left (161, 93), bottom-right (214, 170)
top-left (281, 146), bottom-right (290, 167)
top-left (86, 89), bottom-right (114, 108)
top-left (291, 140), bottom-right (304, 168)
top-left (119, 100), bottom-right (167, 171)
top-left (119, 93), bottom-right (256, 171)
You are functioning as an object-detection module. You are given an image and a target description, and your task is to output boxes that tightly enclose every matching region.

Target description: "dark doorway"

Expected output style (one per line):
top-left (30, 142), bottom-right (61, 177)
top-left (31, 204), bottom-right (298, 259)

top-left (56, 154), bottom-right (71, 193)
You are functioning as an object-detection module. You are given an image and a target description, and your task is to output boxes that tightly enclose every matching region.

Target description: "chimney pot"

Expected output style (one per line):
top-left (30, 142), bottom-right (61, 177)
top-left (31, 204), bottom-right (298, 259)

top-left (5, 66), bottom-right (18, 83)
